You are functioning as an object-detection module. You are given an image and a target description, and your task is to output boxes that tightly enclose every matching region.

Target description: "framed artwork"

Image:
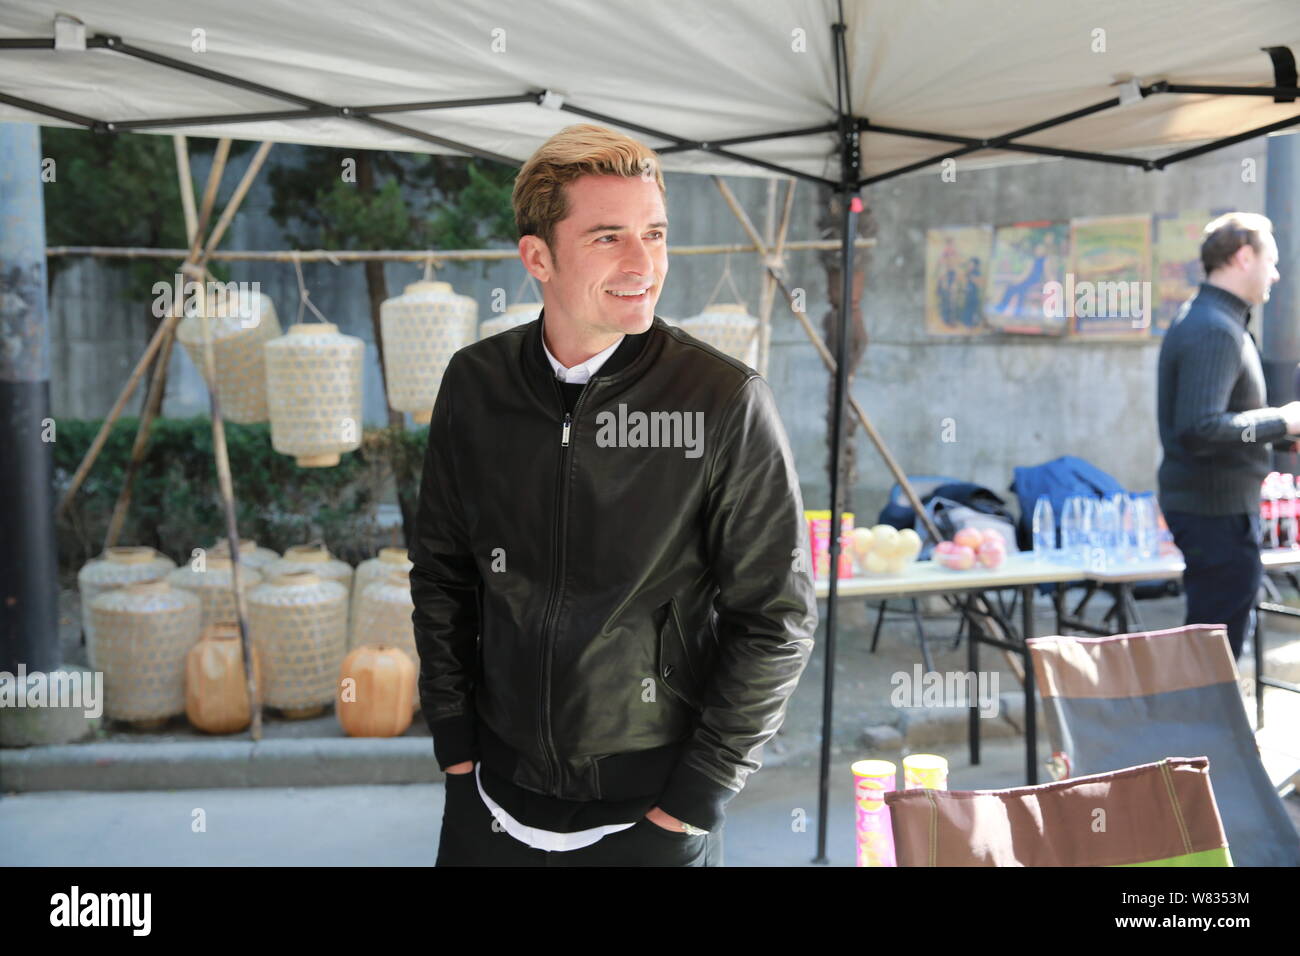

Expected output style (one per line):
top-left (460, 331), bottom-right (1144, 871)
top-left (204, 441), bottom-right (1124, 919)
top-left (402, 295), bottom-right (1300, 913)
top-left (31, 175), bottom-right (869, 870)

top-left (985, 221), bottom-right (1070, 335)
top-left (1066, 214), bottom-right (1153, 340)
top-left (925, 226), bottom-right (993, 336)
top-left (1151, 209), bottom-right (1231, 336)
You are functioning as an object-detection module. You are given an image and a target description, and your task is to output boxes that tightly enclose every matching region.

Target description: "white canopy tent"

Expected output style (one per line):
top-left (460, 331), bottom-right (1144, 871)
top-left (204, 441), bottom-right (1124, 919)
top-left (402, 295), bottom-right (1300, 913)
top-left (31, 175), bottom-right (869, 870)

top-left (3, 0), bottom-right (1298, 865)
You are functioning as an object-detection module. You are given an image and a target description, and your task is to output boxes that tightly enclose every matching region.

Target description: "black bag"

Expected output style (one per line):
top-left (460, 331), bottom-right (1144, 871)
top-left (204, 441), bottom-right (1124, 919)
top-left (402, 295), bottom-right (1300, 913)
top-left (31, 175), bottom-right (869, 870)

top-left (917, 492), bottom-right (1020, 561)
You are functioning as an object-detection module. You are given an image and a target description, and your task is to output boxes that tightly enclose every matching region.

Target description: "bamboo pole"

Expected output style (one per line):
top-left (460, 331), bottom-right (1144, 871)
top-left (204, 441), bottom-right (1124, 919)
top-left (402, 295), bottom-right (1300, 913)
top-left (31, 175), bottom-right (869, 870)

top-left (44, 237), bottom-right (875, 263)
top-left (173, 135), bottom-right (198, 242)
top-left (187, 139), bottom-right (231, 266)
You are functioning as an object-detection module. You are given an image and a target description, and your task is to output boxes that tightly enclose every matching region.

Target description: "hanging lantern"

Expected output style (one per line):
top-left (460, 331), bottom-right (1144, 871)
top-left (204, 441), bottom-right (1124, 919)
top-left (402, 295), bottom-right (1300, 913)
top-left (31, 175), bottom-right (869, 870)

top-left (337, 643), bottom-right (417, 737)
top-left (350, 547), bottom-right (412, 639)
top-left (379, 281), bottom-right (478, 424)
top-left (263, 322), bottom-right (365, 467)
top-left (77, 546), bottom-right (177, 672)
top-left (266, 543), bottom-right (354, 595)
top-left (176, 288), bottom-right (282, 423)
top-left (679, 303), bottom-right (760, 368)
top-left (89, 579), bottom-right (201, 727)
top-left (351, 568), bottom-right (420, 712)
top-left (210, 537), bottom-right (281, 572)
top-left (480, 301), bottom-right (542, 340)
top-left (185, 621), bottom-right (265, 734)
top-left (168, 555), bottom-right (263, 632)
top-left (247, 571), bottom-right (348, 718)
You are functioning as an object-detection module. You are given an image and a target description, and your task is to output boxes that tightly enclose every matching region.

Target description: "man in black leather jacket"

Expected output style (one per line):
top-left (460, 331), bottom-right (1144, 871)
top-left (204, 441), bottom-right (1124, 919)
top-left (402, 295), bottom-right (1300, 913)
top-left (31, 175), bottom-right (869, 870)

top-left (411, 123), bottom-right (818, 865)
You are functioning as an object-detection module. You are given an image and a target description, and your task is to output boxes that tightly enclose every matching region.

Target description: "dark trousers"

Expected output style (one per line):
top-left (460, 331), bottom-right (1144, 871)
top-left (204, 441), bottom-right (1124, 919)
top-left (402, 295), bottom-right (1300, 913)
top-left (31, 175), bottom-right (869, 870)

top-left (435, 770), bottom-right (725, 867)
top-left (1164, 510), bottom-right (1262, 660)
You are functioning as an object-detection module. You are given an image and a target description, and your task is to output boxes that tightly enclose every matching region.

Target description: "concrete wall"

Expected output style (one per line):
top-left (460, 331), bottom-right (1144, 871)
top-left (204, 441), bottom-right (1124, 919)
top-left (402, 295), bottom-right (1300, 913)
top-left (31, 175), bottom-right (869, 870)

top-left (46, 135), bottom-right (1281, 525)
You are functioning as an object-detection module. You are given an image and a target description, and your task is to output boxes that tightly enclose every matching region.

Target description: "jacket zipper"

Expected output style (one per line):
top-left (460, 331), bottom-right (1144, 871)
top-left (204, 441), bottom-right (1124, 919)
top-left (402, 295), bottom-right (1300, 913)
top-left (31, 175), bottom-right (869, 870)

top-left (537, 378), bottom-right (591, 792)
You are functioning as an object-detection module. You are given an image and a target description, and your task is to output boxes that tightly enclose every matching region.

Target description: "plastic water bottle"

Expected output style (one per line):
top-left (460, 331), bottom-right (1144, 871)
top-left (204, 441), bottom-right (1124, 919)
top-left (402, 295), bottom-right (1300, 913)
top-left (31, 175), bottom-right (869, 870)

top-left (1032, 495), bottom-right (1056, 562)
top-left (1132, 494), bottom-right (1158, 561)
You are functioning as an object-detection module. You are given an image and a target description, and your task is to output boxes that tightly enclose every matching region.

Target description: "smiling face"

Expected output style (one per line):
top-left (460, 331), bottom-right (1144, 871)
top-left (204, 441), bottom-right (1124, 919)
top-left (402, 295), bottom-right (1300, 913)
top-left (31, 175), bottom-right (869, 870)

top-left (519, 174), bottom-right (668, 351)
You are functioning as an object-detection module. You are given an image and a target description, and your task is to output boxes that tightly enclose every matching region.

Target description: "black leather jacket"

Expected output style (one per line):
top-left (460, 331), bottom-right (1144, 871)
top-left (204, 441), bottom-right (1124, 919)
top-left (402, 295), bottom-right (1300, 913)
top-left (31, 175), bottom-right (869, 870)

top-left (409, 313), bottom-right (817, 831)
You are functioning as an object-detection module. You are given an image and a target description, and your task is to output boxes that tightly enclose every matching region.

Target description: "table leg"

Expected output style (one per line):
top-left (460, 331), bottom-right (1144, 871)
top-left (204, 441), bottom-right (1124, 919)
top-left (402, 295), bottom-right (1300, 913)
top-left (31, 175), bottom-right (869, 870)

top-left (1115, 583), bottom-right (1131, 633)
top-left (968, 595), bottom-right (980, 767)
top-left (1022, 583), bottom-right (1037, 786)
top-left (1255, 600), bottom-right (1265, 731)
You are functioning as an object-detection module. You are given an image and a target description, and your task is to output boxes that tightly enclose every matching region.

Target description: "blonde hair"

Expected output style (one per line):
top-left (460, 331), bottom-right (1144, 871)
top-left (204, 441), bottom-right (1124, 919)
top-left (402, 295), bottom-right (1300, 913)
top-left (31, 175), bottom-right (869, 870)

top-left (1201, 212), bottom-right (1274, 275)
top-left (512, 124), bottom-right (666, 252)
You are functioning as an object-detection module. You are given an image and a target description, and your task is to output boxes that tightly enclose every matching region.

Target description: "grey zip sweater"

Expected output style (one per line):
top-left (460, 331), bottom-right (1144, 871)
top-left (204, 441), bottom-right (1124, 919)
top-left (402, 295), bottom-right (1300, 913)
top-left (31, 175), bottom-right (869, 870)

top-left (1156, 282), bottom-right (1289, 516)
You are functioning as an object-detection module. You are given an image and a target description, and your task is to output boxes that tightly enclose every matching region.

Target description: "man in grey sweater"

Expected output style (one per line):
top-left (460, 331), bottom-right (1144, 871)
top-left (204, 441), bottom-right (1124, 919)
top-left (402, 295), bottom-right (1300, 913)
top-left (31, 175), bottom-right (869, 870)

top-left (1157, 212), bottom-right (1300, 660)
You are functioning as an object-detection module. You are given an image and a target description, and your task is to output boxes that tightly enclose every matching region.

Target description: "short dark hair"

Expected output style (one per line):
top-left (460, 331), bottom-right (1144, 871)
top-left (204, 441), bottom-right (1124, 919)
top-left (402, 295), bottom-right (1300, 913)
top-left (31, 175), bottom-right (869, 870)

top-left (1200, 212), bottom-right (1273, 276)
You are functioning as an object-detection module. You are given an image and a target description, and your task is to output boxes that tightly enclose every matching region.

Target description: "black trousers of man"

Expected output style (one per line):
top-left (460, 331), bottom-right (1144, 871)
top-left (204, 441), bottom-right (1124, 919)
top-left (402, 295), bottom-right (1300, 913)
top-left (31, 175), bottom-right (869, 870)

top-left (1164, 510), bottom-right (1262, 660)
top-left (434, 769), bottom-right (725, 866)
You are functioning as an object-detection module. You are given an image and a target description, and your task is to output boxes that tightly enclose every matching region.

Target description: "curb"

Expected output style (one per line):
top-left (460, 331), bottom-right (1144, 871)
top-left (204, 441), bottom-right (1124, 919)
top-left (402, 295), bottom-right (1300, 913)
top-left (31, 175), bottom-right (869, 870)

top-left (1, 737), bottom-right (442, 793)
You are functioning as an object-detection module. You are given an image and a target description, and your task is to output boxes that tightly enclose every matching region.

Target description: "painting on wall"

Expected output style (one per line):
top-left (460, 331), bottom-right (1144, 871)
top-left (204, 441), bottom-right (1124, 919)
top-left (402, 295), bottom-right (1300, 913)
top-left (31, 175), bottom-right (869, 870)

top-left (985, 221), bottom-right (1070, 334)
top-left (924, 226), bottom-right (993, 336)
top-left (1152, 209), bottom-right (1230, 336)
top-left (1067, 215), bottom-right (1153, 340)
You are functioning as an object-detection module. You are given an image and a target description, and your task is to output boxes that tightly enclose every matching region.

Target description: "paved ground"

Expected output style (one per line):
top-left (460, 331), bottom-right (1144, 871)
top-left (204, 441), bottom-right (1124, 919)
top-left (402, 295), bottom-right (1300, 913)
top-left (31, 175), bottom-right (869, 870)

top-left (3, 584), bottom-right (1296, 866)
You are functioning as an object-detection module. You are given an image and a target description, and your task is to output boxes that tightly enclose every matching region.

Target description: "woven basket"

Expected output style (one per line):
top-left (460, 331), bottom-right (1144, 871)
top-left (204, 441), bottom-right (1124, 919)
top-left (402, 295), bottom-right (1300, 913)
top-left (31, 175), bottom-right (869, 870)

top-left (679, 303), bottom-right (760, 368)
top-left (90, 578), bottom-right (201, 725)
top-left (210, 537), bottom-right (281, 571)
top-left (247, 571), bottom-right (348, 715)
top-left (380, 281), bottom-right (478, 424)
top-left (479, 301), bottom-right (541, 340)
top-left (264, 322), bottom-right (365, 467)
top-left (77, 546), bottom-right (177, 672)
top-left (167, 556), bottom-right (263, 632)
top-left (176, 290), bottom-right (282, 423)
top-left (352, 568), bottom-right (420, 713)
top-left (350, 547), bottom-right (412, 640)
top-left (266, 543), bottom-right (353, 595)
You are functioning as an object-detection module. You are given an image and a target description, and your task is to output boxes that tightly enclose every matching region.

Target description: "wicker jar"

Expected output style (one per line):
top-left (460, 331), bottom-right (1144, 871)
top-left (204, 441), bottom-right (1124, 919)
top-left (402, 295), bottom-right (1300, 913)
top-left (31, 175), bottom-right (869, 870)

top-left (168, 556), bottom-right (263, 631)
top-left (89, 579), bottom-right (201, 727)
top-left (176, 289), bottom-right (282, 423)
top-left (379, 281), bottom-right (478, 424)
top-left (266, 543), bottom-right (354, 595)
top-left (352, 568), bottom-right (420, 713)
top-left (77, 546), bottom-right (177, 672)
top-left (247, 571), bottom-right (348, 718)
top-left (350, 547), bottom-right (412, 641)
top-left (185, 622), bottom-right (265, 734)
top-left (337, 643), bottom-right (417, 737)
top-left (679, 303), bottom-right (760, 369)
top-left (210, 537), bottom-right (281, 572)
top-left (263, 322), bottom-right (365, 467)
top-left (479, 301), bottom-right (541, 340)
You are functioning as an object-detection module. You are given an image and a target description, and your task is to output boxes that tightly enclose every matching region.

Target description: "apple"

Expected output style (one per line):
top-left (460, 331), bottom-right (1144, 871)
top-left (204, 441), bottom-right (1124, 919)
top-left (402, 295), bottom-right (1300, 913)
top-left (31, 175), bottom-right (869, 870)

top-left (977, 541), bottom-right (1006, 569)
top-left (934, 541), bottom-right (957, 556)
top-left (980, 528), bottom-right (1006, 548)
top-left (871, 525), bottom-right (899, 551)
top-left (940, 545), bottom-right (976, 570)
top-left (897, 528), bottom-right (923, 559)
top-left (953, 528), bottom-right (984, 551)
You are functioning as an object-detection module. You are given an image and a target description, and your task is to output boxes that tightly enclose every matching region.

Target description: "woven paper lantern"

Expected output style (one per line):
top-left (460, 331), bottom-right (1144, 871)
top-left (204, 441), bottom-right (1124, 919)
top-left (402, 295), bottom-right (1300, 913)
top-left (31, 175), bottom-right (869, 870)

top-left (176, 288), bottom-right (282, 423)
top-left (379, 281), bottom-right (478, 424)
top-left (266, 543), bottom-right (353, 595)
top-left (185, 622), bottom-right (265, 734)
top-left (350, 547), bottom-right (412, 641)
top-left (679, 303), bottom-right (760, 368)
top-left (168, 556), bottom-right (263, 631)
top-left (77, 546), bottom-right (177, 671)
top-left (210, 537), bottom-right (281, 571)
top-left (352, 568), bottom-right (420, 713)
top-left (264, 322), bottom-right (365, 467)
top-left (247, 571), bottom-right (348, 717)
top-left (90, 579), bottom-right (201, 727)
top-left (479, 301), bottom-right (542, 340)
top-left (337, 643), bottom-right (417, 737)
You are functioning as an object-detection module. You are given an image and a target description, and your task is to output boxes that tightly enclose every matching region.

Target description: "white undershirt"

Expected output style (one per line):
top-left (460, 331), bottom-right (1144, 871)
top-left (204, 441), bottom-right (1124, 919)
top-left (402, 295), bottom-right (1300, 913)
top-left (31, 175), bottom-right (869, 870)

top-left (542, 331), bottom-right (624, 383)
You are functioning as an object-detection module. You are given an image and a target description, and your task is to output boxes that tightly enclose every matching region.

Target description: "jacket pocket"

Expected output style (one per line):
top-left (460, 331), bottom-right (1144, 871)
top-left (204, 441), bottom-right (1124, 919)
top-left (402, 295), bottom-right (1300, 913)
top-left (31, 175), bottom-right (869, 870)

top-left (657, 598), bottom-right (703, 712)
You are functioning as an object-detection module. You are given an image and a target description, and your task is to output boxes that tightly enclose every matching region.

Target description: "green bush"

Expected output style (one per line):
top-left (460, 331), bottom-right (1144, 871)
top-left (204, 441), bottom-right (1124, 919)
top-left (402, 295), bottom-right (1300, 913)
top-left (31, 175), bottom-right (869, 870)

top-left (53, 416), bottom-right (427, 577)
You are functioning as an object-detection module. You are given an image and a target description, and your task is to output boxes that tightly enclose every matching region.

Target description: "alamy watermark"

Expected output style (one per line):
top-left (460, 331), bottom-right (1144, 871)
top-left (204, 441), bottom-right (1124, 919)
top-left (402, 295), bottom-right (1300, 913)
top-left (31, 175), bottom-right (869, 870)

top-left (151, 273), bottom-right (264, 326)
top-left (595, 403), bottom-right (704, 459)
top-left (1041, 274), bottom-right (1152, 329)
top-left (890, 664), bottom-right (1000, 718)
top-left (0, 663), bottom-right (103, 719)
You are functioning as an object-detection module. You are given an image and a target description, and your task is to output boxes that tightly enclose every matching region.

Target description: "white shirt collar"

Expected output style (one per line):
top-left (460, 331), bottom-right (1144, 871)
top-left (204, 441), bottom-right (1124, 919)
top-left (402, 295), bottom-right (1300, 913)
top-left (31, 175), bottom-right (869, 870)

top-left (542, 331), bottom-right (625, 384)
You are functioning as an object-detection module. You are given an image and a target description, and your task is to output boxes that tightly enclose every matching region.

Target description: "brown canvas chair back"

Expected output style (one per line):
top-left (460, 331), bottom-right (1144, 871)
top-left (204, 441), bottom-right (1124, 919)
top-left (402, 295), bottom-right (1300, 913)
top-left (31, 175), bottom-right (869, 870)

top-left (885, 756), bottom-right (1230, 866)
